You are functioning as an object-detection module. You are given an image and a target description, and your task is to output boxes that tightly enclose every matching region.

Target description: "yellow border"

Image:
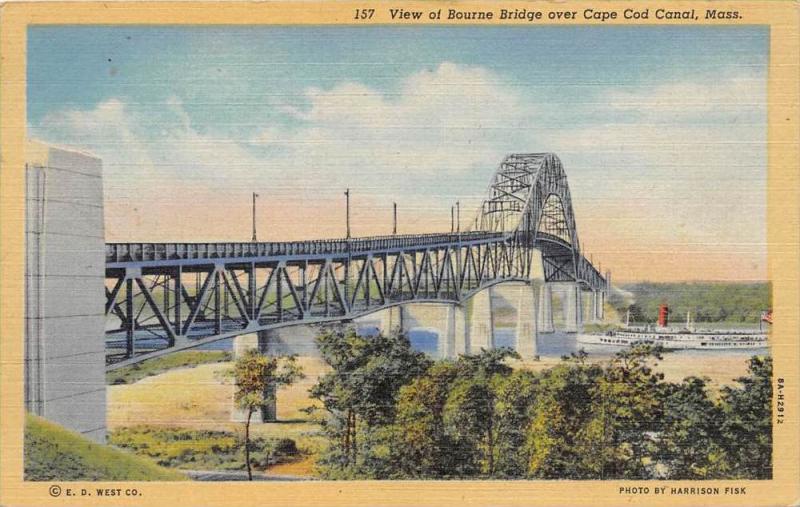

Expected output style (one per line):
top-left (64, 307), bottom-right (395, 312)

top-left (1, 2), bottom-right (798, 506)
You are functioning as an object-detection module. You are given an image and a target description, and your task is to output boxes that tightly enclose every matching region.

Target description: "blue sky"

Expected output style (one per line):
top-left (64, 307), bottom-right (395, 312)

top-left (28, 26), bottom-right (768, 281)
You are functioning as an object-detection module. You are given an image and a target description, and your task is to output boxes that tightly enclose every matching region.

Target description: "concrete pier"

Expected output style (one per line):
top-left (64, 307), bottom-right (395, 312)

top-left (597, 290), bottom-right (605, 320)
top-left (361, 282), bottom-right (548, 359)
top-left (25, 142), bottom-right (107, 442)
top-left (451, 305), bottom-right (469, 356)
top-left (230, 332), bottom-right (277, 423)
top-left (376, 303), bottom-right (468, 359)
top-left (469, 289), bottom-right (495, 352)
top-left (537, 283), bottom-right (555, 333)
top-left (493, 283), bottom-right (538, 359)
top-left (558, 282), bottom-right (582, 333)
top-left (379, 305), bottom-right (404, 336)
top-left (583, 290), bottom-right (596, 324)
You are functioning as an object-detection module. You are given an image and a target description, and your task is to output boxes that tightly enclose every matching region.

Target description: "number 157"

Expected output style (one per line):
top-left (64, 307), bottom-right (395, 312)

top-left (354, 9), bottom-right (374, 20)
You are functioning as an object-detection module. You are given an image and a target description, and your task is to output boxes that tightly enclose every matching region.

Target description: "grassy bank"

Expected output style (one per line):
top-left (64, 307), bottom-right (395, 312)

top-left (107, 350), bottom-right (231, 385)
top-left (109, 426), bottom-right (300, 471)
top-left (25, 414), bottom-right (186, 481)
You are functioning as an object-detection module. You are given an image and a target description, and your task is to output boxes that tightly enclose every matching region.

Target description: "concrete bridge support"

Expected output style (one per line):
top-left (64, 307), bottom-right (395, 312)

top-left (515, 284), bottom-right (539, 358)
top-left (469, 288), bottom-right (495, 353)
top-left (492, 283), bottom-right (538, 359)
top-left (588, 290), bottom-right (604, 322)
top-left (230, 331), bottom-right (277, 423)
top-left (379, 305), bottom-right (404, 336)
top-left (358, 304), bottom-right (463, 358)
top-left (451, 305), bottom-right (469, 356)
top-left (584, 290), bottom-right (598, 324)
top-left (398, 304), bottom-right (465, 358)
top-left (558, 282), bottom-right (583, 333)
top-left (537, 283), bottom-right (555, 333)
top-left (597, 291), bottom-right (605, 320)
top-left (25, 142), bottom-right (107, 443)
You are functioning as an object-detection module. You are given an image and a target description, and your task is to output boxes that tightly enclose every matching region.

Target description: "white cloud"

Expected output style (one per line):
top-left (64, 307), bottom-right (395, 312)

top-left (250, 62), bottom-right (531, 196)
top-left (30, 62), bottom-right (766, 272)
top-left (33, 96), bottom-right (268, 195)
top-left (602, 74), bottom-right (764, 118)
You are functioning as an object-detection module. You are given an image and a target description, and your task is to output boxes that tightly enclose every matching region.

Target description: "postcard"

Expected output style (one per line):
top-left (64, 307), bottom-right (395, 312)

top-left (0, 1), bottom-right (798, 506)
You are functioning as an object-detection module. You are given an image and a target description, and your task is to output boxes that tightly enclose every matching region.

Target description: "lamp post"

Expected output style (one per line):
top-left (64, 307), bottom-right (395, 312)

top-left (451, 206), bottom-right (454, 233)
top-left (344, 188), bottom-right (351, 239)
top-left (393, 202), bottom-right (397, 235)
top-left (456, 201), bottom-right (460, 233)
top-left (251, 192), bottom-right (259, 242)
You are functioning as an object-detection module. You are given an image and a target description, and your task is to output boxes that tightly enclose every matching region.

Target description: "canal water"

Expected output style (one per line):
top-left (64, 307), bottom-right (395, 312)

top-left (188, 325), bottom-right (768, 359)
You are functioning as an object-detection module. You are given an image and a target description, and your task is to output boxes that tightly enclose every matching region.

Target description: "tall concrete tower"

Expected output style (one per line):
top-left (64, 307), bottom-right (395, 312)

top-left (25, 141), bottom-right (107, 442)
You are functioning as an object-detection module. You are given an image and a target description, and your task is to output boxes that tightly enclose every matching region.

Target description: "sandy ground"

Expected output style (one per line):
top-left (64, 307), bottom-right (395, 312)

top-left (512, 352), bottom-right (756, 396)
top-left (108, 357), bottom-right (330, 454)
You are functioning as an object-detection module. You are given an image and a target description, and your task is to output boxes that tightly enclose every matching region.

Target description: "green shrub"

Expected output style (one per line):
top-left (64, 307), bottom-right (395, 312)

top-left (109, 426), bottom-right (300, 471)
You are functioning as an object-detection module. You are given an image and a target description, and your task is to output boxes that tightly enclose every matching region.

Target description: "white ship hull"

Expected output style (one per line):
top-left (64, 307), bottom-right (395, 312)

top-left (577, 330), bottom-right (768, 350)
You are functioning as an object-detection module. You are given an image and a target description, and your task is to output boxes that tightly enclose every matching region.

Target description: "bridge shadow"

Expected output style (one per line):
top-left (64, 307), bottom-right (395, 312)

top-left (268, 418), bottom-right (309, 424)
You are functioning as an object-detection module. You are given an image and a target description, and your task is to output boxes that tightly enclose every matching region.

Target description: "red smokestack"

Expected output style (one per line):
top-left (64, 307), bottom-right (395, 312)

top-left (658, 304), bottom-right (669, 327)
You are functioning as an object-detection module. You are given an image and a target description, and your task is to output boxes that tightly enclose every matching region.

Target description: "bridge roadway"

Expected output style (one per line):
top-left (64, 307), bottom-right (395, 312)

top-left (106, 231), bottom-right (505, 268)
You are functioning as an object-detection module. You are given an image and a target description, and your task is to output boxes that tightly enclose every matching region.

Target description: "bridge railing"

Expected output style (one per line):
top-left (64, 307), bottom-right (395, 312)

top-left (106, 231), bottom-right (506, 264)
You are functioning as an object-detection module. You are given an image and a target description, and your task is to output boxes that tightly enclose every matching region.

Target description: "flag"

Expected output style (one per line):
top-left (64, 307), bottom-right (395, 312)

top-left (761, 310), bottom-right (773, 324)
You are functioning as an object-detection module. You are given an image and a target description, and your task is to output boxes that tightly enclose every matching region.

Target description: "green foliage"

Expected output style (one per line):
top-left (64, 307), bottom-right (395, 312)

top-left (526, 355), bottom-right (603, 478)
top-left (25, 414), bottom-right (186, 481)
top-left (718, 356), bottom-right (773, 478)
top-left (582, 345), bottom-right (667, 479)
top-left (309, 326), bottom-right (432, 478)
top-left (618, 282), bottom-right (771, 324)
top-left (228, 350), bottom-right (304, 479)
top-left (106, 350), bottom-right (232, 385)
top-left (443, 375), bottom-right (496, 474)
top-left (441, 348), bottom-right (521, 476)
top-left (309, 326), bottom-right (773, 480)
top-left (492, 369), bottom-right (539, 477)
top-left (390, 362), bottom-right (471, 478)
top-left (230, 351), bottom-right (304, 416)
top-left (656, 377), bottom-right (729, 479)
top-left (109, 426), bottom-right (299, 471)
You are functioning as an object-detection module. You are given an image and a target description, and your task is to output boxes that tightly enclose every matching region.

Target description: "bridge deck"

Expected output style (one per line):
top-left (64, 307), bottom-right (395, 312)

top-left (106, 231), bottom-right (506, 266)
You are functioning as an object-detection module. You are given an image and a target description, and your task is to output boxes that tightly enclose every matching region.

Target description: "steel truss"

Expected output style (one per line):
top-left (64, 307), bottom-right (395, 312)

top-left (105, 153), bottom-right (607, 368)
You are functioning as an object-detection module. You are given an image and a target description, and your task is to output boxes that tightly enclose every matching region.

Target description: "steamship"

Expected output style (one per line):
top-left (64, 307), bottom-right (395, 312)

top-left (576, 305), bottom-right (769, 350)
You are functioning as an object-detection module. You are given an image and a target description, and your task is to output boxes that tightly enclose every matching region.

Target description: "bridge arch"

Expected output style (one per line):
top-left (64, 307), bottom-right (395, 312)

top-left (473, 153), bottom-right (587, 285)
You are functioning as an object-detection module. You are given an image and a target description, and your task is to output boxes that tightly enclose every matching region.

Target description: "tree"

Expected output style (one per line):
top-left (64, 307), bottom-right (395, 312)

top-left (526, 354), bottom-right (603, 479)
top-left (591, 345), bottom-right (665, 479)
top-left (390, 362), bottom-right (467, 478)
top-left (230, 350), bottom-right (303, 480)
top-left (656, 376), bottom-right (728, 479)
top-left (492, 369), bottom-right (539, 477)
top-left (442, 347), bottom-right (520, 476)
top-left (583, 345), bottom-right (667, 479)
top-left (718, 356), bottom-right (772, 478)
top-left (310, 327), bottom-right (431, 477)
top-left (443, 374), bottom-right (496, 475)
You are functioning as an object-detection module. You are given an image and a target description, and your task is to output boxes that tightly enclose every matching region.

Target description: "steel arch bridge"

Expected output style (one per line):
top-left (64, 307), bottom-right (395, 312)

top-left (105, 153), bottom-right (607, 368)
